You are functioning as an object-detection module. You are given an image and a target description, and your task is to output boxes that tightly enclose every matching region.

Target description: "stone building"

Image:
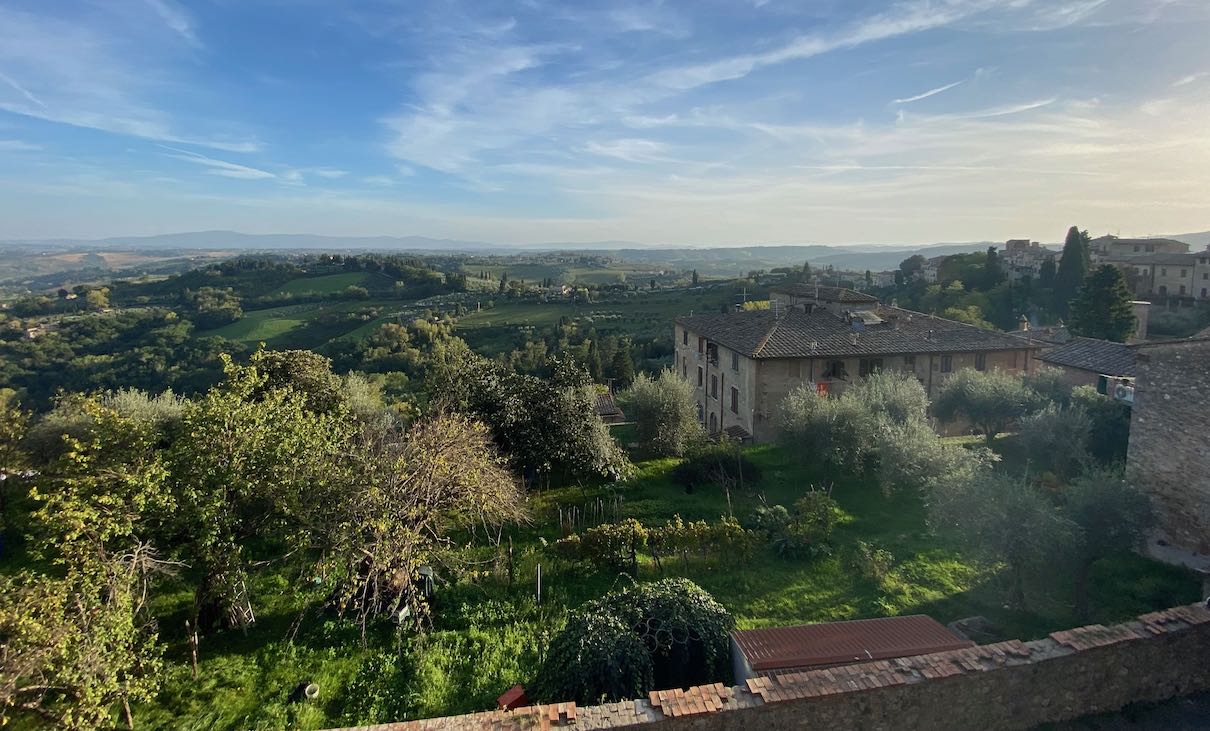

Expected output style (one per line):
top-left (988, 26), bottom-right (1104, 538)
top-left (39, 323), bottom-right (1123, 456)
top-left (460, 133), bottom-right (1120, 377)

top-left (1002, 238), bottom-right (1056, 282)
top-left (1090, 235), bottom-right (1189, 263)
top-left (673, 285), bottom-right (1039, 442)
top-left (1036, 337), bottom-right (1136, 395)
top-left (1127, 337), bottom-right (1210, 554)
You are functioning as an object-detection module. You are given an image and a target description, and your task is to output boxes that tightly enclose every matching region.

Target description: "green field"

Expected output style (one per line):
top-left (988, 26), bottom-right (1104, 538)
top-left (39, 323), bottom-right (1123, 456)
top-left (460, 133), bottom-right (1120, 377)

top-left (129, 441), bottom-right (1197, 729)
top-left (455, 288), bottom-right (737, 354)
top-left (202, 299), bottom-right (407, 348)
top-left (273, 272), bottom-right (396, 296)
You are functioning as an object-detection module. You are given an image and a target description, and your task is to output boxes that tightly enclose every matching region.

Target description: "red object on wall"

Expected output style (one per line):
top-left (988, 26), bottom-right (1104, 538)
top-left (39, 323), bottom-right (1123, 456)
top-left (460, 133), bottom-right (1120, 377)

top-left (497, 684), bottom-right (529, 710)
top-left (815, 381), bottom-right (830, 396)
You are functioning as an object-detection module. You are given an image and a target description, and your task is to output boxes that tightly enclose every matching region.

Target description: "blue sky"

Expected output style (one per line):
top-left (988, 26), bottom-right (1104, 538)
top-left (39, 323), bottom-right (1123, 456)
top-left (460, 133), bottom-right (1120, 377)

top-left (1, 0), bottom-right (1209, 245)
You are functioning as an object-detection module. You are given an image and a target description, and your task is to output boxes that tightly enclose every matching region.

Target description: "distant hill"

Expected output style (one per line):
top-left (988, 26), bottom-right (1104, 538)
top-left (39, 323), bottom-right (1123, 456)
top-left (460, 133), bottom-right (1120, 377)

top-left (1159, 231), bottom-right (1210, 249)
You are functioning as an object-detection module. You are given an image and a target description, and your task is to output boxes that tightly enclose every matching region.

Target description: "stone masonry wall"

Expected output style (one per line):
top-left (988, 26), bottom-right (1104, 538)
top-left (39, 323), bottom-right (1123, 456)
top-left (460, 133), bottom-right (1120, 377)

top-left (1127, 339), bottom-right (1210, 553)
top-left (332, 603), bottom-right (1210, 731)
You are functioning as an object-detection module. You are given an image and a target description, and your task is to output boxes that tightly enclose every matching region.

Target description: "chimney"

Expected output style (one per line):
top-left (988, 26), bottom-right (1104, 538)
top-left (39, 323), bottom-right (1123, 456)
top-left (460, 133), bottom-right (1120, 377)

top-left (850, 332), bottom-right (859, 346)
top-left (1018, 314), bottom-right (1030, 332)
top-left (926, 329), bottom-right (934, 341)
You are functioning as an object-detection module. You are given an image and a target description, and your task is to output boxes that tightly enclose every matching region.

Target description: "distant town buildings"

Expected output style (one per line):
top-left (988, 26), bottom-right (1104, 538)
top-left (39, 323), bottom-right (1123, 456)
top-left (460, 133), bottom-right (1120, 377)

top-left (674, 284), bottom-right (1039, 442)
top-left (1091, 235), bottom-right (1210, 300)
top-left (1002, 239), bottom-right (1056, 282)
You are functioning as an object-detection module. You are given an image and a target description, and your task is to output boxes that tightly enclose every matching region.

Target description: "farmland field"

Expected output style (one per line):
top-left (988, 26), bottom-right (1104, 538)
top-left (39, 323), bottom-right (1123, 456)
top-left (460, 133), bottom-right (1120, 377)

top-left (272, 271), bottom-right (396, 295)
top-left (201, 299), bottom-right (409, 348)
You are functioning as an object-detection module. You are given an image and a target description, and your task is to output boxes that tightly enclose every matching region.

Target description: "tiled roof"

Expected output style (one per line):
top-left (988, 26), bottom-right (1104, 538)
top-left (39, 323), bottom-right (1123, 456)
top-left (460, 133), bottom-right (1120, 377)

top-left (1038, 337), bottom-right (1136, 377)
top-left (769, 283), bottom-right (877, 303)
top-left (676, 306), bottom-right (1033, 359)
top-left (1105, 252), bottom-right (1197, 265)
top-left (732, 615), bottom-right (973, 673)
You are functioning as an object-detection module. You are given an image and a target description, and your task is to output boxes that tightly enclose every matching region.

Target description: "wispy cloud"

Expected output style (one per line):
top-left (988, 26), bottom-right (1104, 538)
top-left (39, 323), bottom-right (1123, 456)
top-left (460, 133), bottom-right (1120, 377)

top-left (893, 80), bottom-right (963, 104)
top-left (0, 139), bottom-right (41, 152)
top-left (1173, 71), bottom-right (1208, 88)
top-left (143, 0), bottom-right (200, 47)
top-left (161, 147), bottom-right (275, 180)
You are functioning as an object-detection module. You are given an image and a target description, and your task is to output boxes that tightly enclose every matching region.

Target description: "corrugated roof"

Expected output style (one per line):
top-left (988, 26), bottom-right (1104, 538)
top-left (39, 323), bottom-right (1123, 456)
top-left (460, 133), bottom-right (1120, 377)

top-left (732, 615), bottom-right (973, 673)
top-left (769, 283), bottom-right (878, 303)
top-left (1038, 337), bottom-right (1136, 377)
top-left (676, 306), bottom-right (1034, 359)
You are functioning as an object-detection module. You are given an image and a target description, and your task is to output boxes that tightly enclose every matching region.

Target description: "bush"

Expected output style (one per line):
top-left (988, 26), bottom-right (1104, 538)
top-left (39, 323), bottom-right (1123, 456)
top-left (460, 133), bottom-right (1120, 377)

top-left (849, 540), bottom-right (895, 582)
top-left (1070, 386), bottom-right (1131, 465)
top-left (742, 490), bottom-right (841, 559)
top-left (670, 444), bottom-right (761, 493)
top-left (619, 371), bottom-right (705, 457)
top-left (933, 368), bottom-right (1041, 444)
top-left (1018, 404), bottom-right (1092, 479)
top-left (534, 579), bottom-right (733, 704)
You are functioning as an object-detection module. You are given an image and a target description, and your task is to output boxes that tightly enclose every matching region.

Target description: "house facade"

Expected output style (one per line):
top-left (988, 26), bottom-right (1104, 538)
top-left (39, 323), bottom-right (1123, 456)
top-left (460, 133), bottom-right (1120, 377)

top-left (674, 285), bottom-right (1040, 442)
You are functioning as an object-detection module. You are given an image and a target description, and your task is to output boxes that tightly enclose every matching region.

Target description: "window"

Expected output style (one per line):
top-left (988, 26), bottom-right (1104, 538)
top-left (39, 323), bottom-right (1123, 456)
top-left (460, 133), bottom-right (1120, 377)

top-left (682, 357), bottom-right (687, 379)
top-left (940, 355), bottom-right (953, 373)
top-left (1202, 288), bottom-right (1208, 298)
top-left (822, 360), bottom-right (847, 379)
top-left (697, 366), bottom-right (703, 387)
top-left (682, 329), bottom-right (688, 346)
top-left (1181, 269), bottom-right (1188, 277)
top-left (1161, 268), bottom-right (1168, 276)
top-left (1180, 285), bottom-right (1187, 295)
top-left (903, 355), bottom-right (916, 370)
top-left (858, 358), bottom-right (883, 377)
top-left (1203, 273), bottom-right (1208, 280)
top-left (730, 386), bottom-right (739, 414)
top-left (697, 337), bottom-right (705, 354)
top-left (731, 351), bottom-right (740, 371)
top-left (1012, 351), bottom-right (1019, 368)
top-left (710, 374), bottom-right (718, 399)
top-left (1133, 245), bottom-right (1141, 252)
top-left (975, 353), bottom-right (987, 371)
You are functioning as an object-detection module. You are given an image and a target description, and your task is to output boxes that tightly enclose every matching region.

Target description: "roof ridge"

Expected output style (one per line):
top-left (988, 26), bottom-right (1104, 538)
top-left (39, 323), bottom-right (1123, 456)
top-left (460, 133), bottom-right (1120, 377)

top-left (752, 312), bottom-right (784, 358)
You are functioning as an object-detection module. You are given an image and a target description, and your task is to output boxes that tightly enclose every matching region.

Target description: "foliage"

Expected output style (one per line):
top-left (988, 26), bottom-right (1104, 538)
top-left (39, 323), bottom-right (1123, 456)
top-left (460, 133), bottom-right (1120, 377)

top-left (942, 305), bottom-right (995, 330)
top-left (1023, 366), bottom-right (1072, 408)
top-left (0, 560), bottom-right (164, 730)
top-left (1054, 226), bottom-right (1091, 318)
top-left (933, 368), bottom-right (1041, 444)
top-left (559, 518), bottom-right (646, 574)
top-left (322, 413), bottom-right (527, 628)
top-left (1062, 468), bottom-right (1153, 618)
top-left (843, 371), bottom-right (930, 427)
top-left (1069, 265), bottom-right (1137, 342)
top-left (929, 474), bottom-right (1077, 608)
top-left (619, 370), bottom-right (705, 457)
top-left (669, 443), bottom-right (761, 493)
top-left (778, 387), bottom-right (877, 474)
top-left (1070, 386), bottom-right (1132, 465)
top-left (872, 418), bottom-right (991, 495)
top-left (248, 348), bottom-right (346, 413)
top-left (1018, 404), bottom-right (1092, 480)
top-left (534, 579), bottom-right (733, 704)
top-left (848, 540), bottom-right (895, 582)
top-left (742, 489), bottom-right (841, 559)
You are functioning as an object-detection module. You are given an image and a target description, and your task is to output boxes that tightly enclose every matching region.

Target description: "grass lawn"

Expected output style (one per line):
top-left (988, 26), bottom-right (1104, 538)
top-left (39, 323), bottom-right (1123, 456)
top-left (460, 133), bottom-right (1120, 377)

top-left (273, 272), bottom-right (396, 296)
top-left (125, 442), bottom-right (1199, 730)
top-left (201, 299), bottom-right (408, 348)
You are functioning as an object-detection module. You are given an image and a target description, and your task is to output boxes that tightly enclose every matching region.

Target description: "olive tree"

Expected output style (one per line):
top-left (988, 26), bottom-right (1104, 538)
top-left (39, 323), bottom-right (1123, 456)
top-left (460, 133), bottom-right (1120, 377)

top-left (619, 370), bottom-right (704, 457)
top-left (933, 368), bottom-right (1041, 445)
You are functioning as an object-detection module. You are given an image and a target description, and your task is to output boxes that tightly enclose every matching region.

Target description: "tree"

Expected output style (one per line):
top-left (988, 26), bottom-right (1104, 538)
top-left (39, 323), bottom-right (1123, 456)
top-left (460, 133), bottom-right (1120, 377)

top-left (933, 369), bottom-right (1041, 445)
top-left (983, 245), bottom-right (1004, 289)
top-left (1054, 226), bottom-right (1090, 318)
top-left (802, 261), bottom-right (812, 281)
top-left (1069, 265), bottom-right (1136, 342)
top-left (1018, 404), bottom-right (1092, 480)
top-left (864, 270), bottom-right (873, 288)
top-left (690, 269), bottom-right (699, 286)
top-left (930, 474), bottom-right (1076, 608)
top-left (942, 305), bottom-right (995, 330)
top-left (1071, 386), bottom-right (1132, 465)
top-left (609, 340), bottom-right (635, 389)
top-left (619, 371), bottom-right (704, 457)
top-left (779, 386), bottom-right (877, 475)
top-left (1062, 469), bottom-right (1153, 619)
top-left (1038, 256), bottom-right (1057, 289)
top-left (534, 579), bottom-right (733, 704)
top-left (248, 348), bottom-right (345, 413)
top-left (899, 254), bottom-right (927, 280)
top-left (0, 390), bottom-right (29, 520)
top-left (585, 340), bottom-right (604, 382)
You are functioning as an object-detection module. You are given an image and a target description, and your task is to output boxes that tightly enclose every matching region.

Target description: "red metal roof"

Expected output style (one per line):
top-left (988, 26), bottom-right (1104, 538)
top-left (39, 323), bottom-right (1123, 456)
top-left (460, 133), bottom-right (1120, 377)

top-left (732, 615), bottom-right (973, 673)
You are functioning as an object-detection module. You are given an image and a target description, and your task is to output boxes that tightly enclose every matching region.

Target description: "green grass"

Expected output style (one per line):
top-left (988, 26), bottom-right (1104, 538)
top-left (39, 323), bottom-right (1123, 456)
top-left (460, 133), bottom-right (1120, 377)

top-left (273, 272), bottom-right (395, 296)
top-left (201, 299), bottom-right (407, 348)
top-left (6, 439), bottom-right (1190, 730)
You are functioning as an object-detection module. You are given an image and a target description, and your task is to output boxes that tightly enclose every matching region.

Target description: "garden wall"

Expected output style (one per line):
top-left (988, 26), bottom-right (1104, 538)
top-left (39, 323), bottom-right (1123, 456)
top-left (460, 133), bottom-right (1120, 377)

top-left (331, 602), bottom-right (1210, 731)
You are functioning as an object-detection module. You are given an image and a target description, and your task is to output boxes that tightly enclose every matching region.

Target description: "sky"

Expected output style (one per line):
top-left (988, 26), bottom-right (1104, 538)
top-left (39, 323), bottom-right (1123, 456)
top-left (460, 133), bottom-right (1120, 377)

top-left (1, 0), bottom-right (1209, 246)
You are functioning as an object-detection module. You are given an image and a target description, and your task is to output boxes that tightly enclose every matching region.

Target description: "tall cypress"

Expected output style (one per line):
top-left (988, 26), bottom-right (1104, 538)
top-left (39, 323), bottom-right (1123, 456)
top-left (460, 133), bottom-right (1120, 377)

top-left (1069, 265), bottom-right (1136, 342)
top-left (1054, 226), bottom-right (1089, 318)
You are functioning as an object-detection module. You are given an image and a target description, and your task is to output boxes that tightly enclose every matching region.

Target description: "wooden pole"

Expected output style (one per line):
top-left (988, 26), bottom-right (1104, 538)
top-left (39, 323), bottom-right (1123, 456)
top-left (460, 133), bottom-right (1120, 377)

top-left (536, 563), bottom-right (542, 605)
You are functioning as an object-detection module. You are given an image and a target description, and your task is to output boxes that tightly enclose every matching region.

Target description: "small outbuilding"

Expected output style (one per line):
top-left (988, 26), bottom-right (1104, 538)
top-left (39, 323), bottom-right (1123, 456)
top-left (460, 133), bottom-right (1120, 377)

top-left (730, 615), bottom-right (974, 681)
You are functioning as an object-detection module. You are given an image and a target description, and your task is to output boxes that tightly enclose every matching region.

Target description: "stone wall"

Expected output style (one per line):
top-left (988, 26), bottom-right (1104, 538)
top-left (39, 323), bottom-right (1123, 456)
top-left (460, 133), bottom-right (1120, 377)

top-left (1127, 339), bottom-right (1210, 553)
top-left (332, 603), bottom-right (1210, 731)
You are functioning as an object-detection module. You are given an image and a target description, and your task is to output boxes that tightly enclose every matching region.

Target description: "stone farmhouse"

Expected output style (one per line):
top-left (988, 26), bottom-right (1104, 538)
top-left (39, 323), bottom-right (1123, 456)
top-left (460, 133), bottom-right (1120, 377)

top-left (1091, 235), bottom-right (1210, 300)
top-left (673, 284), bottom-right (1040, 442)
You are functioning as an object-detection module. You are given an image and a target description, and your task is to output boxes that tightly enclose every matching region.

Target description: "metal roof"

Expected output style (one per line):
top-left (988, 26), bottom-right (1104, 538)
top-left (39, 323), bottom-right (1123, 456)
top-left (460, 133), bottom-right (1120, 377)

top-left (732, 615), bottom-right (973, 673)
top-left (676, 306), bottom-right (1035, 359)
top-left (1038, 337), bottom-right (1136, 377)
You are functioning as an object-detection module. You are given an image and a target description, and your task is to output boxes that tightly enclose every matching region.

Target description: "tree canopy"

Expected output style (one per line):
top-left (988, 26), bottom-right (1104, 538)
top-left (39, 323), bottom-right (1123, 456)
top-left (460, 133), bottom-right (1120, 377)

top-left (1069, 265), bottom-right (1136, 342)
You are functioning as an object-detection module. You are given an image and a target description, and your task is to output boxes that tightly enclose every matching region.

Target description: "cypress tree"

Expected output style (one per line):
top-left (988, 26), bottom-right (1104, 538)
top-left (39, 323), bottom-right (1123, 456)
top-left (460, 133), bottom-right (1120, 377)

top-left (1054, 226), bottom-right (1090, 318)
top-left (1069, 265), bottom-right (1136, 342)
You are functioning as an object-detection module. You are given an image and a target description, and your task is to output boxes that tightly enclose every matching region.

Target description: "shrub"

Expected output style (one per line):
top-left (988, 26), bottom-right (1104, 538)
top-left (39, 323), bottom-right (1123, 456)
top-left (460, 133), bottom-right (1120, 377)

top-left (534, 579), bottom-right (733, 704)
top-left (778, 387), bottom-right (877, 474)
top-left (849, 540), bottom-right (895, 582)
top-left (1018, 404), bottom-right (1092, 479)
top-left (743, 490), bottom-right (841, 559)
top-left (574, 518), bottom-right (647, 573)
top-left (670, 444), bottom-right (761, 493)
top-left (933, 368), bottom-right (1042, 444)
top-left (1070, 386), bottom-right (1131, 465)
